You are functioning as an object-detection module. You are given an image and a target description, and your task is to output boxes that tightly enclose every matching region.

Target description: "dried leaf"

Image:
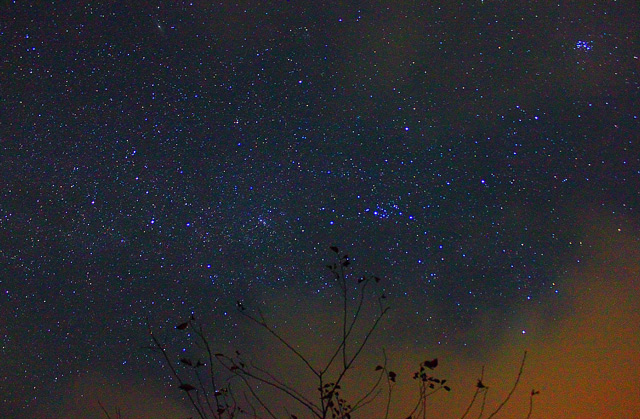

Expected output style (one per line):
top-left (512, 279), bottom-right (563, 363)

top-left (423, 358), bottom-right (438, 370)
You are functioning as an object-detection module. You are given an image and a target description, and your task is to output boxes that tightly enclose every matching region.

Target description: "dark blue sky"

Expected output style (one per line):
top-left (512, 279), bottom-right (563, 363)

top-left (1, 1), bottom-right (639, 417)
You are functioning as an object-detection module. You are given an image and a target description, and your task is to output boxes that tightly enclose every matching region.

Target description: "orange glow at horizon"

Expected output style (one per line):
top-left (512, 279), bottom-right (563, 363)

top-left (57, 211), bottom-right (639, 418)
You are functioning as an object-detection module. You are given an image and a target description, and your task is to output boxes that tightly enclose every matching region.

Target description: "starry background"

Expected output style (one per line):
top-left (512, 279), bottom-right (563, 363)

top-left (1, 1), bottom-right (639, 418)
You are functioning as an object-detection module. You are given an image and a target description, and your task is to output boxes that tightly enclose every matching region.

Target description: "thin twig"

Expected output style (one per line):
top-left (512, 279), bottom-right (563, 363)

top-left (239, 308), bottom-right (320, 378)
top-left (194, 366), bottom-right (216, 417)
top-left (350, 350), bottom-right (388, 413)
top-left (486, 351), bottom-right (527, 419)
top-left (322, 274), bottom-right (371, 376)
top-left (526, 389), bottom-right (538, 419)
top-left (477, 389), bottom-right (488, 419)
top-left (330, 306), bottom-right (390, 394)
top-left (406, 381), bottom-right (426, 419)
top-left (97, 400), bottom-right (112, 419)
top-left (234, 374), bottom-right (279, 419)
top-left (247, 360), bottom-right (318, 409)
top-left (340, 257), bottom-right (348, 369)
top-left (220, 356), bottom-right (322, 418)
top-left (460, 366), bottom-right (485, 419)
top-left (194, 322), bottom-right (224, 415)
top-left (146, 319), bottom-right (207, 419)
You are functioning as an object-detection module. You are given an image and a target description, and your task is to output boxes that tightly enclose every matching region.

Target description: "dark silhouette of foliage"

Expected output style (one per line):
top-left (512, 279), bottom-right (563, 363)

top-left (124, 247), bottom-right (538, 419)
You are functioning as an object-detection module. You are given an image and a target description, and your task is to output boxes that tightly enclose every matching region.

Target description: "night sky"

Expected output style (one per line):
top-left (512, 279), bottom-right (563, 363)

top-left (2, 1), bottom-right (639, 418)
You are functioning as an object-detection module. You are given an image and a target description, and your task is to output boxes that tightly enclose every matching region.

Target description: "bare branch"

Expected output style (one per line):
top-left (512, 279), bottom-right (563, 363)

top-left (526, 389), bottom-right (539, 419)
top-left (142, 249), bottom-right (535, 419)
top-left (477, 389), bottom-right (489, 419)
top-left (217, 354), bottom-right (322, 418)
top-left (146, 318), bottom-right (207, 419)
top-left (460, 365), bottom-right (485, 419)
top-left (321, 273), bottom-right (371, 376)
top-left (97, 400), bottom-right (113, 419)
top-left (486, 350), bottom-right (527, 419)
top-left (349, 349), bottom-right (388, 414)
top-left (238, 307), bottom-right (320, 379)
